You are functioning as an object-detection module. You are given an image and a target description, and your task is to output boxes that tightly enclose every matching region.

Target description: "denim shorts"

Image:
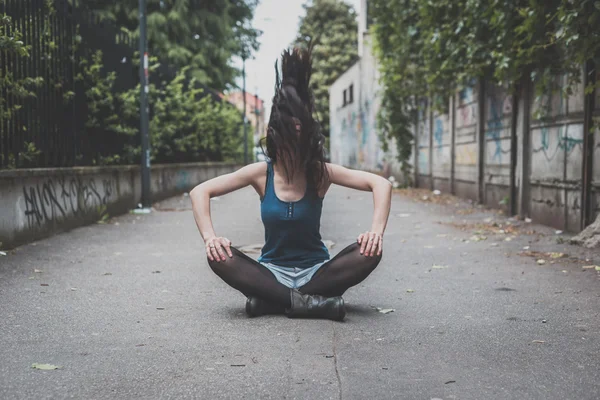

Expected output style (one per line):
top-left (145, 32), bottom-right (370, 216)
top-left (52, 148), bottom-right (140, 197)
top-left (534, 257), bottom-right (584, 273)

top-left (260, 261), bottom-right (329, 289)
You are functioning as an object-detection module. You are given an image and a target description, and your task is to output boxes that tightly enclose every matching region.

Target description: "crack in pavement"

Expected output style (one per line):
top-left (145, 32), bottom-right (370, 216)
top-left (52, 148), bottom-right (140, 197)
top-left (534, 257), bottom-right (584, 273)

top-left (332, 322), bottom-right (342, 400)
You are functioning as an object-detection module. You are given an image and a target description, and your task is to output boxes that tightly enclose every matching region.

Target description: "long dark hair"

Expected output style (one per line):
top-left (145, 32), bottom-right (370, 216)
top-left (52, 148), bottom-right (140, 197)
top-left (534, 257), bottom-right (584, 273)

top-left (261, 47), bottom-right (328, 190)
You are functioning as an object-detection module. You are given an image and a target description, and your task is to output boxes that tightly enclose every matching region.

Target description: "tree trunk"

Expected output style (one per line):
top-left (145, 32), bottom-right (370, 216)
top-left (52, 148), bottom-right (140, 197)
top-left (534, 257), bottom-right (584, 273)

top-left (570, 214), bottom-right (600, 248)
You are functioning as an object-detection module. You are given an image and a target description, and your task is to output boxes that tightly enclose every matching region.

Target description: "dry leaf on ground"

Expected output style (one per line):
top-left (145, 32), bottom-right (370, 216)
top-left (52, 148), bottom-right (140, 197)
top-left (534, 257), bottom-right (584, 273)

top-left (32, 363), bottom-right (61, 370)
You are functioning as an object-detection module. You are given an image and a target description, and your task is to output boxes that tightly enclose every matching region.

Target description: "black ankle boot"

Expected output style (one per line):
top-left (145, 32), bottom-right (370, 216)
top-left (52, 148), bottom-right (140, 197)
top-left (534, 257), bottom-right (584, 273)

top-left (286, 289), bottom-right (346, 321)
top-left (245, 297), bottom-right (286, 317)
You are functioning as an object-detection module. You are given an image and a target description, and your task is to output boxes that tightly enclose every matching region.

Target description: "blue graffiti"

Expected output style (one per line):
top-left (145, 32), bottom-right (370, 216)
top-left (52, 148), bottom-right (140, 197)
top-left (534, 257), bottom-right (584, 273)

top-left (360, 99), bottom-right (370, 146)
top-left (486, 96), bottom-right (506, 162)
top-left (532, 126), bottom-right (582, 161)
top-left (434, 118), bottom-right (444, 151)
top-left (459, 86), bottom-right (474, 103)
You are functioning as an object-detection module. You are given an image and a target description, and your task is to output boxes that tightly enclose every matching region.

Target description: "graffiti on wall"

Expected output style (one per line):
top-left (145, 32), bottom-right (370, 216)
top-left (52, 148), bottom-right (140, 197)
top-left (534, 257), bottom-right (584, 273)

top-left (332, 92), bottom-right (384, 171)
top-left (22, 176), bottom-right (115, 229)
top-left (456, 143), bottom-right (477, 165)
top-left (486, 93), bottom-right (513, 163)
top-left (532, 125), bottom-right (583, 162)
top-left (457, 86), bottom-right (478, 128)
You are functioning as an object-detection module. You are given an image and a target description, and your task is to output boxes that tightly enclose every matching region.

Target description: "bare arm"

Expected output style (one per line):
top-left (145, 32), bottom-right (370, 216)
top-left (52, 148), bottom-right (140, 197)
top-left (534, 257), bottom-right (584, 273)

top-left (189, 162), bottom-right (266, 261)
top-left (327, 163), bottom-right (392, 256)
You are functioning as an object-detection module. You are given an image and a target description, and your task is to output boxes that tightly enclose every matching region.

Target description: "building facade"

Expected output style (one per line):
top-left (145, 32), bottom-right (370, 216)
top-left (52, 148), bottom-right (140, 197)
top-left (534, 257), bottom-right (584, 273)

top-left (329, 0), bottom-right (402, 178)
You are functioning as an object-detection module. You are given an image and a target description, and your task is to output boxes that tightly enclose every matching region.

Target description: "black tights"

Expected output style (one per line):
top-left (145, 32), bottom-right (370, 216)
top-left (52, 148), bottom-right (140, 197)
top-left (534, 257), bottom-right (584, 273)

top-left (207, 243), bottom-right (382, 308)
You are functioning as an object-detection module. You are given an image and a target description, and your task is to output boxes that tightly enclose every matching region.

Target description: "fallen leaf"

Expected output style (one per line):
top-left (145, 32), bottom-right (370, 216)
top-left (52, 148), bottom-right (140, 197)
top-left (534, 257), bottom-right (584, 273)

top-left (469, 235), bottom-right (487, 242)
top-left (532, 340), bottom-right (546, 344)
top-left (376, 308), bottom-right (395, 314)
top-left (40, 283), bottom-right (49, 287)
top-left (135, 344), bottom-right (146, 347)
top-left (549, 252), bottom-right (566, 259)
top-left (432, 265), bottom-right (448, 269)
top-left (406, 289), bottom-right (415, 293)
top-left (445, 380), bottom-right (456, 384)
top-left (156, 307), bottom-right (165, 310)
top-left (230, 364), bottom-right (245, 367)
top-left (504, 237), bottom-right (512, 242)
top-left (397, 213), bottom-right (411, 218)
top-left (523, 246), bottom-right (530, 250)
top-left (70, 288), bottom-right (78, 291)
top-left (582, 265), bottom-right (598, 269)
top-left (537, 259), bottom-right (546, 265)
top-left (152, 270), bottom-right (161, 274)
top-left (103, 273), bottom-right (112, 276)
top-left (555, 230), bottom-right (563, 235)
top-left (34, 269), bottom-right (43, 273)
top-left (32, 363), bottom-right (60, 370)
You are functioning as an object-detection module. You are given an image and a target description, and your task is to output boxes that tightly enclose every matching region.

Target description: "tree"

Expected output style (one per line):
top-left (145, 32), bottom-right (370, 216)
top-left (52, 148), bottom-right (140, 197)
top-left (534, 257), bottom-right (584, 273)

top-left (85, 0), bottom-right (261, 91)
top-left (294, 0), bottom-right (358, 138)
top-left (370, 0), bottom-right (600, 175)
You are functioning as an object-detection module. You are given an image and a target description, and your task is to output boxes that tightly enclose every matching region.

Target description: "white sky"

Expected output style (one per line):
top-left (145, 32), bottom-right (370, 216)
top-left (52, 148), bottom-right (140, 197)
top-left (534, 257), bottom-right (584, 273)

top-left (234, 0), bottom-right (361, 122)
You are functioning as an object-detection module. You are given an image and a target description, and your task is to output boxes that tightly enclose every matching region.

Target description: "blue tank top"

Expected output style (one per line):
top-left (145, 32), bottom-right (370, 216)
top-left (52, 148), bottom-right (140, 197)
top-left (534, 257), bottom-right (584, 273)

top-left (258, 161), bottom-right (330, 269)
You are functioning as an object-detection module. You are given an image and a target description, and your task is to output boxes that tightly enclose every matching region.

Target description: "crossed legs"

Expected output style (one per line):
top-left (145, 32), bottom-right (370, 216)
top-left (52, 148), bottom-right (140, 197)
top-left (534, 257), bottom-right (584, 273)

top-left (207, 242), bottom-right (381, 308)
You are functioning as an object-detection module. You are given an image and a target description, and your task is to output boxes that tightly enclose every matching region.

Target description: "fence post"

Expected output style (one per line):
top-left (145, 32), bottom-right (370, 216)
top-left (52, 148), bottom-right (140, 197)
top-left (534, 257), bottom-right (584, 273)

top-left (477, 78), bottom-right (486, 204)
top-left (509, 86), bottom-right (519, 216)
top-left (581, 60), bottom-right (596, 229)
top-left (450, 94), bottom-right (456, 195)
top-left (413, 97), bottom-right (420, 187)
top-left (428, 101), bottom-right (434, 190)
top-left (139, 0), bottom-right (152, 208)
top-left (518, 77), bottom-right (532, 218)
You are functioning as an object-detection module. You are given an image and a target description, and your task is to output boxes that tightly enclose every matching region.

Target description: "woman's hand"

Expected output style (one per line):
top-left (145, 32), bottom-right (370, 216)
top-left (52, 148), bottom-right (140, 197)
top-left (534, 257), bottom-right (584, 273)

top-left (205, 236), bottom-right (233, 262)
top-left (357, 231), bottom-right (383, 257)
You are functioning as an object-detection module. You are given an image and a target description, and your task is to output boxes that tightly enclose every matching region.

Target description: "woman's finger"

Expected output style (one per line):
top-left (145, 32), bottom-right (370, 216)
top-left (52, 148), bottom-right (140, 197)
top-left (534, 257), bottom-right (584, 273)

top-left (215, 242), bottom-right (227, 261)
top-left (377, 236), bottom-right (383, 256)
top-left (221, 238), bottom-right (233, 258)
top-left (364, 233), bottom-right (375, 256)
top-left (370, 235), bottom-right (380, 256)
top-left (210, 244), bottom-right (221, 262)
top-left (370, 234), bottom-right (380, 256)
top-left (206, 244), bottom-right (214, 261)
top-left (360, 233), bottom-right (368, 254)
top-left (357, 234), bottom-right (363, 244)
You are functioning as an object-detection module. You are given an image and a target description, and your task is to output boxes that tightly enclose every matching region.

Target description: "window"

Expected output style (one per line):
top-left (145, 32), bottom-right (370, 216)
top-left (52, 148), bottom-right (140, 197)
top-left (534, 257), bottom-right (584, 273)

top-left (348, 84), bottom-right (354, 104)
top-left (343, 89), bottom-right (347, 107)
top-left (366, 0), bottom-right (373, 30)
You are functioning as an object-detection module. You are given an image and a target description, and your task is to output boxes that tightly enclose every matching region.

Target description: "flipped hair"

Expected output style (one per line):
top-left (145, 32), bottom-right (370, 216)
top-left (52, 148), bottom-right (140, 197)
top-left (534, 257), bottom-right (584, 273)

top-left (261, 47), bottom-right (328, 191)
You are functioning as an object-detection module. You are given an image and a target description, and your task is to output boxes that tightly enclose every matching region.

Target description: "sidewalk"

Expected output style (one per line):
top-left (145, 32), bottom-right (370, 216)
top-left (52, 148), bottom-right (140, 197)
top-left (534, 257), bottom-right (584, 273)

top-left (1, 186), bottom-right (599, 399)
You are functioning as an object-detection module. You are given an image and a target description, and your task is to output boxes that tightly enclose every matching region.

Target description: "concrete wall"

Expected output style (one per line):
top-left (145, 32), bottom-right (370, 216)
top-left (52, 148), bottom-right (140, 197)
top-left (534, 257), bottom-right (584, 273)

top-left (412, 73), bottom-right (598, 232)
top-left (0, 162), bottom-right (237, 249)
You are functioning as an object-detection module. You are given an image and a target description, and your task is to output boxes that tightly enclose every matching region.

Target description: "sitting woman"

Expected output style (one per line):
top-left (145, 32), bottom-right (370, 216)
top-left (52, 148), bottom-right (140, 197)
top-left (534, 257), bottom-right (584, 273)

top-left (190, 48), bottom-right (392, 321)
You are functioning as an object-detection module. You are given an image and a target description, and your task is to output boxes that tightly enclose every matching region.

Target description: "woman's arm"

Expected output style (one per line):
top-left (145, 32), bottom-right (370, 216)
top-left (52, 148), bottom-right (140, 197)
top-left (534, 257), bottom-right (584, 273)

top-left (326, 163), bottom-right (392, 256)
top-left (190, 162), bottom-right (266, 261)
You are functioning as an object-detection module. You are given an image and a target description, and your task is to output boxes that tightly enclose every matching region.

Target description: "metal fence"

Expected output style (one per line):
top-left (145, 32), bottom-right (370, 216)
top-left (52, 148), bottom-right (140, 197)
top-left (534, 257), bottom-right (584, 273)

top-left (0, 0), bottom-right (137, 169)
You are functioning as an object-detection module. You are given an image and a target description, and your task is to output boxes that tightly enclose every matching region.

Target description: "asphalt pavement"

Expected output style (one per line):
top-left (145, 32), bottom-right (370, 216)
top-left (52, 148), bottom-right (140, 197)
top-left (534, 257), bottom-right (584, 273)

top-left (1, 185), bottom-right (599, 400)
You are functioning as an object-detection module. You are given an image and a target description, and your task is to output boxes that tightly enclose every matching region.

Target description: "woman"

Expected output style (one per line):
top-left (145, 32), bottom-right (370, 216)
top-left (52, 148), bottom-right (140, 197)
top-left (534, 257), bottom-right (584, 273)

top-left (190, 48), bottom-right (392, 321)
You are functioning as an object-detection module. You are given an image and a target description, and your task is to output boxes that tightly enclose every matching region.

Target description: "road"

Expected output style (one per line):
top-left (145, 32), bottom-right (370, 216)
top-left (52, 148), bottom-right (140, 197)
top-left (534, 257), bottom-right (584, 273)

top-left (1, 185), bottom-right (599, 399)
